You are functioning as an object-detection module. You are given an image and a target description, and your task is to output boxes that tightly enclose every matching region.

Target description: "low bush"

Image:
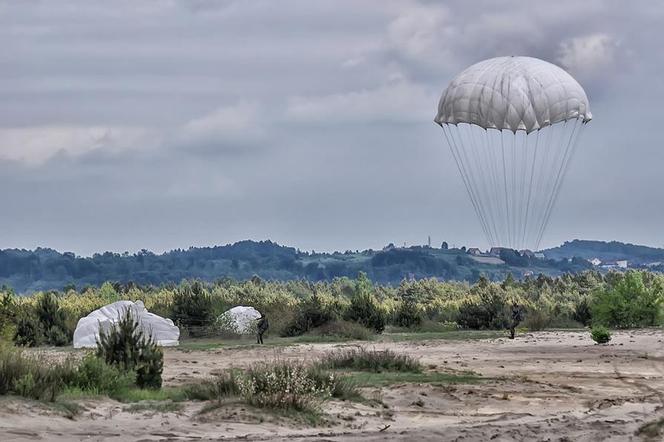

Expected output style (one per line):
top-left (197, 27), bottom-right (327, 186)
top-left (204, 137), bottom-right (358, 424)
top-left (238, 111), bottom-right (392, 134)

top-left (171, 281), bottom-right (214, 337)
top-left (96, 308), bottom-right (164, 389)
top-left (318, 347), bottom-right (421, 373)
top-left (13, 316), bottom-right (43, 347)
top-left (456, 285), bottom-right (510, 330)
top-left (393, 294), bottom-right (423, 328)
top-left (190, 361), bottom-right (360, 411)
top-left (344, 273), bottom-right (386, 333)
top-left (304, 320), bottom-right (373, 341)
top-left (237, 362), bottom-right (332, 411)
top-left (0, 345), bottom-right (76, 401)
top-left (35, 293), bottom-right (70, 346)
top-left (522, 309), bottom-right (550, 331)
top-left (73, 353), bottom-right (135, 395)
top-left (306, 367), bottom-right (360, 401)
top-left (282, 295), bottom-right (336, 337)
top-left (590, 325), bottom-right (611, 344)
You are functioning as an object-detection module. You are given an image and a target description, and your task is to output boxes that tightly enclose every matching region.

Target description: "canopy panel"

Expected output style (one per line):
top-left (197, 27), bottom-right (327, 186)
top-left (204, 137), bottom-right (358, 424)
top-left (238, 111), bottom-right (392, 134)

top-left (435, 56), bottom-right (592, 133)
top-left (217, 305), bottom-right (261, 334)
top-left (73, 300), bottom-right (180, 348)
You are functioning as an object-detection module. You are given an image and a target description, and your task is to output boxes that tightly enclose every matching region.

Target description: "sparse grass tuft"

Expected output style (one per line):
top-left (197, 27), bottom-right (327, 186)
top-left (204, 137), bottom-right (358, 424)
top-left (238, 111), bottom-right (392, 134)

top-left (0, 345), bottom-right (76, 401)
top-left (637, 417), bottom-right (664, 440)
top-left (318, 347), bottom-right (421, 373)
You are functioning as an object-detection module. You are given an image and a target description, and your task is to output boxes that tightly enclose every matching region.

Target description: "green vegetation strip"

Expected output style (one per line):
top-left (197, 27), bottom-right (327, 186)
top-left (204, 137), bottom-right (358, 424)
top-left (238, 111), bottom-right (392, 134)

top-left (177, 330), bottom-right (505, 352)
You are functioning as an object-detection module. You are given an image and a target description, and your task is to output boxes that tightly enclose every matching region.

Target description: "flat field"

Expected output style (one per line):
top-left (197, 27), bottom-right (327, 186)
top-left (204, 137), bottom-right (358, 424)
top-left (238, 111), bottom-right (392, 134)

top-left (2, 329), bottom-right (664, 441)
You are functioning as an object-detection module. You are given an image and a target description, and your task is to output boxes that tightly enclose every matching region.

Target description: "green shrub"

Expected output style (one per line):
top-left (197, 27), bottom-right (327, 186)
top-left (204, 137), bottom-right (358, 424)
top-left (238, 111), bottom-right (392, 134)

top-left (344, 272), bottom-right (386, 333)
top-left (282, 295), bottom-right (336, 337)
top-left (394, 286), bottom-right (423, 328)
top-left (457, 285), bottom-right (509, 330)
top-left (96, 309), bottom-right (164, 389)
top-left (135, 343), bottom-right (163, 389)
top-left (0, 345), bottom-right (76, 401)
top-left (572, 298), bottom-right (592, 326)
top-left (318, 348), bottom-right (421, 373)
top-left (305, 320), bottom-right (373, 341)
top-left (306, 366), bottom-right (360, 401)
top-left (171, 281), bottom-right (214, 337)
top-left (591, 325), bottom-right (611, 344)
top-left (190, 363), bottom-right (360, 410)
top-left (13, 316), bottom-right (43, 347)
top-left (237, 362), bottom-right (331, 411)
top-left (73, 353), bottom-right (135, 395)
top-left (591, 271), bottom-right (663, 328)
top-left (35, 292), bottom-right (70, 346)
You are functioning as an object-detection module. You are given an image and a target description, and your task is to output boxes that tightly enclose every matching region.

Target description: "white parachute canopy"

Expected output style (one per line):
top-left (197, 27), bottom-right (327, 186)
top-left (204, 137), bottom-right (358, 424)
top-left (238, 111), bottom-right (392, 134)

top-left (217, 306), bottom-right (261, 334)
top-left (73, 300), bottom-right (180, 348)
top-left (435, 56), bottom-right (592, 251)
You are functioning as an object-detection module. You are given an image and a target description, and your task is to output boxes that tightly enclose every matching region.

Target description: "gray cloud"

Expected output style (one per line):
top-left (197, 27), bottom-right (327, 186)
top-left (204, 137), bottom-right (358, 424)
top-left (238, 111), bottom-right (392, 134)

top-left (1, 0), bottom-right (663, 255)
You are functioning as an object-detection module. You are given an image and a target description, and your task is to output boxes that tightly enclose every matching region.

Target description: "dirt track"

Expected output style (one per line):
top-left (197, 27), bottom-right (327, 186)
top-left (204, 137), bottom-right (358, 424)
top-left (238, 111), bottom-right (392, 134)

top-left (2, 329), bottom-right (664, 441)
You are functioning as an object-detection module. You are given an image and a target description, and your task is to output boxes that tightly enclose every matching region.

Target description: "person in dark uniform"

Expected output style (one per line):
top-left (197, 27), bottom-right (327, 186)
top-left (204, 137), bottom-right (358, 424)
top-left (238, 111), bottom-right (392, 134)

top-left (509, 302), bottom-right (523, 339)
top-left (256, 312), bottom-right (269, 344)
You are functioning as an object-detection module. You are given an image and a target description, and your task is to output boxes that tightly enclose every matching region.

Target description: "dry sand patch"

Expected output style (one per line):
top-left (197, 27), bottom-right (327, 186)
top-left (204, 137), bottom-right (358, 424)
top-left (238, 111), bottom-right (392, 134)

top-left (2, 329), bottom-right (664, 441)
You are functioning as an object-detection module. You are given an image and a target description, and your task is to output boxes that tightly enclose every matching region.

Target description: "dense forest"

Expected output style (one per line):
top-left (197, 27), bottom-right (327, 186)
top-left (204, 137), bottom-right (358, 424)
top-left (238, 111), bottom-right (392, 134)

top-left (0, 239), bottom-right (662, 293)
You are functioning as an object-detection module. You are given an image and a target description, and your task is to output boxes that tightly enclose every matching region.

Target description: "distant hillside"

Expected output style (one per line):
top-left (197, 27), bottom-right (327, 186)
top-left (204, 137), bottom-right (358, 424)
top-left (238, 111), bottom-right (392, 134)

top-left (543, 240), bottom-right (664, 264)
top-left (0, 240), bottom-right (597, 293)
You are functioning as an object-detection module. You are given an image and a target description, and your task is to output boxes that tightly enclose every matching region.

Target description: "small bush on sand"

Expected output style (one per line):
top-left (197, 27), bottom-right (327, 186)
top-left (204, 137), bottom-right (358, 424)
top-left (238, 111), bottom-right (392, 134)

top-left (187, 371), bottom-right (242, 401)
top-left (318, 348), bottom-right (421, 373)
top-left (237, 362), bottom-right (332, 411)
top-left (590, 325), bottom-right (611, 344)
top-left (0, 345), bottom-right (76, 401)
top-left (195, 362), bottom-right (360, 412)
top-left (73, 353), bottom-right (135, 395)
top-left (306, 367), bottom-right (360, 401)
top-left (96, 309), bottom-right (164, 389)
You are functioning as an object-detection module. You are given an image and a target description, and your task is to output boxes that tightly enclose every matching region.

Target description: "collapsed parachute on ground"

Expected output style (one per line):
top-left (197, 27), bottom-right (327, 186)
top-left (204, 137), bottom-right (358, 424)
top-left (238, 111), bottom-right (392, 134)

top-left (216, 306), bottom-right (261, 334)
top-left (435, 56), bottom-right (592, 251)
top-left (73, 300), bottom-right (180, 348)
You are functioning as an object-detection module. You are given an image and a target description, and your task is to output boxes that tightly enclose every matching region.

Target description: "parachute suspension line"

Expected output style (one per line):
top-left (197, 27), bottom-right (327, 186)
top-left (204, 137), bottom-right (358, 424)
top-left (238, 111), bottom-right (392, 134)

top-left (516, 132), bottom-right (530, 250)
top-left (441, 124), bottom-right (492, 246)
top-left (453, 124), bottom-right (495, 247)
top-left (530, 120), bottom-right (561, 251)
top-left (535, 120), bottom-right (576, 249)
top-left (535, 118), bottom-right (584, 249)
top-left (485, 128), bottom-right (505, 245)
top-left (467, 124), bottom-right (498, 246)
top-left (521, 129), bottom-right (540, 250)
top-left (508, 131), bottom-right (519, 249)
top-left (486, 129), bottom-right (505, 246)
top-left (500, 133), bottom-right (511, 248)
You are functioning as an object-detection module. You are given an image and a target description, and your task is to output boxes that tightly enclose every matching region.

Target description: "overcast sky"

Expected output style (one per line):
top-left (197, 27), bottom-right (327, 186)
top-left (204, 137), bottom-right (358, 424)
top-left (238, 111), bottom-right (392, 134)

top-left (1, 0), bottom-right (663, 256)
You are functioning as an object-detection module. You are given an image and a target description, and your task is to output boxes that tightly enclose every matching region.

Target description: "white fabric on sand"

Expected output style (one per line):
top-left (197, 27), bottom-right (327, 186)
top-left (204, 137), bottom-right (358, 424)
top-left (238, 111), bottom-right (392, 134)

top-left (73, 300), bottom-right (180, 348)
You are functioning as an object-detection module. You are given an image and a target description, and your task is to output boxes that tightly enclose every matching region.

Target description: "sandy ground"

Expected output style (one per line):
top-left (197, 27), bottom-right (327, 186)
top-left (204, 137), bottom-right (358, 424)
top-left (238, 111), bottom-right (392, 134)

top-left (2, 329), bottom-right (664, 441)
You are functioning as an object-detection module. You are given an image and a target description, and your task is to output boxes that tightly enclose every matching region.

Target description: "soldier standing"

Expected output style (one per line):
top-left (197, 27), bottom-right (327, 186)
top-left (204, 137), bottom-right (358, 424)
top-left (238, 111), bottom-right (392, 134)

top-left (509, 302), bottom-right (523, 339)
top-left (256, 312), bottom-right (269, 344)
